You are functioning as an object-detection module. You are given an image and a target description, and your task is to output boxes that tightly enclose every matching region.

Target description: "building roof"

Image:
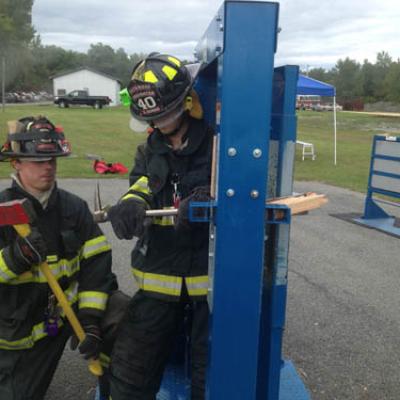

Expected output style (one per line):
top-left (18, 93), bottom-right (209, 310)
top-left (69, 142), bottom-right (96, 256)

top-left (51, 67), bottom-right (121, 84)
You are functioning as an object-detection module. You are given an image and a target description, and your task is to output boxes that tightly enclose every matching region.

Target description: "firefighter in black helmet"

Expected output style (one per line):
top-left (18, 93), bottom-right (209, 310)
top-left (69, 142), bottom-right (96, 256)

top-left (0, 116), bottom-right (117, 400)
top-left (108, 53), bottom-right (212, 400)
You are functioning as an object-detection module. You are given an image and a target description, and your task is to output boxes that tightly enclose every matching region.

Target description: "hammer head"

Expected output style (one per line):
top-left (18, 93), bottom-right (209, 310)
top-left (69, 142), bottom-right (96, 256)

top-left (0, 199), bottom-right (36, 226)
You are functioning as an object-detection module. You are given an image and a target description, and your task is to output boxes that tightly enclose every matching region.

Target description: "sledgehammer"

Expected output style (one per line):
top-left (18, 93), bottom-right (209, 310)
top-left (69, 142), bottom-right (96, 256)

top-left (0, 199), bottom-right (103, 377)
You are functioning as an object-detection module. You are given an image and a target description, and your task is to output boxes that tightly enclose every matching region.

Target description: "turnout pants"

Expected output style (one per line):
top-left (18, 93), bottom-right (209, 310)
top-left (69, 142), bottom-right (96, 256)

top-left (109, 290), bottom-right (209, 400)
top-left (0, 325), bottom-right (71, 400)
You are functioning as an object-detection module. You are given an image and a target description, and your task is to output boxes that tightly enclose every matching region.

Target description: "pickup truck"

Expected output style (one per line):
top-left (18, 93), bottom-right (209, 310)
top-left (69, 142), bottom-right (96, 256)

top-left (54, 90), bottom-right (111, 109)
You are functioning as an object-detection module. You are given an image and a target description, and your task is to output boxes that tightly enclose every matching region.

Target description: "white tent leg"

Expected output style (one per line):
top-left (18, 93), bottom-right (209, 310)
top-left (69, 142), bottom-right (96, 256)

top-left (333, 96), bottom-right (337, 165)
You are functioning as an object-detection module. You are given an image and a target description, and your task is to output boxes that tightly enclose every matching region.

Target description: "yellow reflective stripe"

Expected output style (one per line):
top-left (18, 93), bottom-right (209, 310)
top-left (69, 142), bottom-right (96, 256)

top-left (128, 176), bottom-right (151, 196)
top-left (79, 291), bottom-right (108, 311)
top-left (99, 352), bottom-right (110, 368)
top-left (47, 255), bottom-right (58, 263)
top-left (144, 70), bottom-right (158, 83)
top-left (5, 256), bottom-right (80, 285)
top-left (168, 56), bottom-right (181, 67)
top-left (132, 268), bottom-right (182, 296)
top-left (162, 65), bottom-right (177, 81)
top-left (0, 250), bottom-right (17, 283)
top-left (152, 216), bottom-right (175, 226)
top-left (0, 319), bottom-right (64, 350)
top-left (185, 276), bottom-right (209, 296)
top-left (82, 236), bottom-right (111, 259)
top-left (121, 193), bottom-right (147, 203)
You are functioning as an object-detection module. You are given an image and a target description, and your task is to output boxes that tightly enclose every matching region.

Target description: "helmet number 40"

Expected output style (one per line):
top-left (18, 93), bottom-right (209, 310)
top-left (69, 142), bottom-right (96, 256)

top-left (137, 96), bottom-right (157, 110)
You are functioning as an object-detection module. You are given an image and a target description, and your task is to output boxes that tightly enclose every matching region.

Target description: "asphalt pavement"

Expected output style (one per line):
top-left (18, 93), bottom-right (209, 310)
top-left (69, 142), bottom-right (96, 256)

top-left (0, 178), bottom-right (398, 400)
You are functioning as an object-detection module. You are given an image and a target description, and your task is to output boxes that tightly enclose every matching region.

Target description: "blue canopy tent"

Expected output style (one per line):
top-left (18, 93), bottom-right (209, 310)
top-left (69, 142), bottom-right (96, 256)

top-left (297, 75), bottom-right (337, 165)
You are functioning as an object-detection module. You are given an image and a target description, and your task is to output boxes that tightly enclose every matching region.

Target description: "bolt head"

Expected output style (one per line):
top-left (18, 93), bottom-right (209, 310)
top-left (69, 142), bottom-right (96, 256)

top-left (227, 147), bottom-right (237, 157)
top-left (253, 149), bottom-right (262, 158)
top-left (250, 190), bottom-right (259, 199)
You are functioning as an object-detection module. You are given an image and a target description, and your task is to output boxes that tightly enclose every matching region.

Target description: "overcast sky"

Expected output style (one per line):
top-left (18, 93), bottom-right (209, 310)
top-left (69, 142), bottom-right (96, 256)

top-left (32, 0), bottom-right (400, 70)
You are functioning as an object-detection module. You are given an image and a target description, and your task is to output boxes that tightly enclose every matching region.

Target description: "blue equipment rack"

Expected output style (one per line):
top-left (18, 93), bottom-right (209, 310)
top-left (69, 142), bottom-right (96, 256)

top-left (354, 135), bottom-right (400, 237)
top-left (157, 1), bottom-right (311, 399)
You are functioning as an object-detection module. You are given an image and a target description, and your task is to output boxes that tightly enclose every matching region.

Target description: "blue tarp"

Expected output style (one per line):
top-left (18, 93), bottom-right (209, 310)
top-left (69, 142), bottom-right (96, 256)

top-left (297, 75), bottom-right (336, 97)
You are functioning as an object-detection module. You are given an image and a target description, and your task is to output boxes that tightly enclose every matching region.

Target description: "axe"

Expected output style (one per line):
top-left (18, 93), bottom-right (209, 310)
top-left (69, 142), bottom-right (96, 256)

top-left (0, 199), bottom-right (103, 376)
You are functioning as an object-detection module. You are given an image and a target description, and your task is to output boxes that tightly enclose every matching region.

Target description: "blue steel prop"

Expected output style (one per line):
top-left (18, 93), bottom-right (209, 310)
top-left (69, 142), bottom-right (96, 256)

top-left (157, 1), bottom-right (310, 399)
top-left (354, 135), bottom-right (400, 237)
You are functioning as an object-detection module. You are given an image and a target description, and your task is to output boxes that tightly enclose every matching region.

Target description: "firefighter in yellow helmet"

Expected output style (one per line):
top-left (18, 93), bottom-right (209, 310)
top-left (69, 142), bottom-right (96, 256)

top-left (0, 116), bottom-right (117, 400)
top-left (108, 53), bottom-right (212, 399)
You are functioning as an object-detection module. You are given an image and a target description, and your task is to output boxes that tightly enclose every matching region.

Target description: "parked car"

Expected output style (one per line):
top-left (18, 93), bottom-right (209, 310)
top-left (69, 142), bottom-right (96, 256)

top-left (54, 90), bottom-right (112, 109)
top-left (312, 103), bottom-right (343, 112)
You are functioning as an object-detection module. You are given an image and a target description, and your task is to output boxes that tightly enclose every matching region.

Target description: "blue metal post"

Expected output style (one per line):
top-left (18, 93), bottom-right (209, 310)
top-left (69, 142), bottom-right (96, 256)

top-left (202, 2), bottom-right (279, 399)
top-left (257, 66), bottom-right (299, 400)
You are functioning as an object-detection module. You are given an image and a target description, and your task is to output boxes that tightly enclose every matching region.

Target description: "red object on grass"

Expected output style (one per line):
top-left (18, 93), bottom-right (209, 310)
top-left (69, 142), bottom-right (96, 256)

top-left (93, 160), bottom-right (128, 175)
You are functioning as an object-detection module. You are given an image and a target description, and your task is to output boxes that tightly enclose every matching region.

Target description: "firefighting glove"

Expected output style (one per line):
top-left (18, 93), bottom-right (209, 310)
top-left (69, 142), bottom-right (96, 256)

top-left (70, 324), bottom-right (102, 360)
top-left (7, 227), bottom-right (47, 274)
top-left (108, 198), bottom-right (147, 240)
top-left (175, 186), bottom-right (211, 231)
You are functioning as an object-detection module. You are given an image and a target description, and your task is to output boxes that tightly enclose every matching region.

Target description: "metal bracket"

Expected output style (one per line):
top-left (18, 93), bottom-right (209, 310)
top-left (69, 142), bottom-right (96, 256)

top-left (188, 201), bottom-right (291, 224)
top-left (189, 201), bottom-right (215, 222)
top-left (265, 203), bottom-right (291, 224)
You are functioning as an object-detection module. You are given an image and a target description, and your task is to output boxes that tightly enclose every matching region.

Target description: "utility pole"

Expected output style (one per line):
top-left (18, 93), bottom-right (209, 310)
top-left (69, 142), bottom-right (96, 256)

top-left (1, 56), bottom-right (5, 112)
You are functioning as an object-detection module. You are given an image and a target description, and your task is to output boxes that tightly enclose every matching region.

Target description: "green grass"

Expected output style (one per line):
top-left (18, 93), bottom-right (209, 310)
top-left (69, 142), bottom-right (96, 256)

top-left (1, 106), bottom-right (399, 193)
top-left (0, 105), bottom-right (146, 178)
top-left (295, 111), bottom-right (400, 192)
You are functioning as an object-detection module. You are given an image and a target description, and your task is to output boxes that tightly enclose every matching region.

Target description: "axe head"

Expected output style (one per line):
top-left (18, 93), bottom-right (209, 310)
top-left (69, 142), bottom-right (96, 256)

top-left (0, 199), bottom-right (36, 226)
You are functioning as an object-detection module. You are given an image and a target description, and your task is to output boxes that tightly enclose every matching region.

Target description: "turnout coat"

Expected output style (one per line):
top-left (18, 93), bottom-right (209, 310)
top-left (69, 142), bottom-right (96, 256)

top-left (123, 117), bottom-right (213, 301)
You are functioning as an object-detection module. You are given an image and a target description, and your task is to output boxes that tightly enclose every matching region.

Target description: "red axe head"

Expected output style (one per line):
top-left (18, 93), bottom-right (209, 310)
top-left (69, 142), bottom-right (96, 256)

top-left (0, 199), bottom-right (36, 226)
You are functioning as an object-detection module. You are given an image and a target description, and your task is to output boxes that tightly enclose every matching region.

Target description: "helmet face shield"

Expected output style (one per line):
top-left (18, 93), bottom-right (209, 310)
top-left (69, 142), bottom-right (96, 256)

top-left (151, 104), bottom-right (185, 129)
top-left (129, 116), bottom-right (150, 133)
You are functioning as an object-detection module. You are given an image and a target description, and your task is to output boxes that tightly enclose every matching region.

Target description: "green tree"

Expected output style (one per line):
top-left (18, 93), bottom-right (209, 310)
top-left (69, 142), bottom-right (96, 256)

top-left (308, 67), bottom-right (329, 83)
top-left (374, 51), bottom-right (393, 99)
top-left (383, 61), bottom-right (400, 103)
top-left (359, 59), bottom-right (377, 101)
top-left (87, 43), bottom-right (116, 77)
top-left (332, 57), bottom-right (362, 98)
top-left (0, 0), bottom-right (35, 90)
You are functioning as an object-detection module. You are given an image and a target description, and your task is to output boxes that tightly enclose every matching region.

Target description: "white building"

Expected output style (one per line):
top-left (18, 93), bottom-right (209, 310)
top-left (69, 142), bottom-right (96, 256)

top-left (52, 67), bottom-right (121, 106)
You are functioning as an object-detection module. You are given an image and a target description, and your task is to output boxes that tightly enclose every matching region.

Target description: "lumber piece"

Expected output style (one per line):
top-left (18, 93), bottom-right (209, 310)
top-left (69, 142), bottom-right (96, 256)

top-left (267, 192), bottom-right (328, 216)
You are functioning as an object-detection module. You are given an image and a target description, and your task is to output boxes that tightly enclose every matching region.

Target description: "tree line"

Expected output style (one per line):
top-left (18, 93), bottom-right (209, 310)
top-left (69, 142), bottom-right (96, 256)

top-left (0, 0), bottom-right (146, 92)
top-left (304, 52), bottom-right (400, 105)
top-left (1, 0), bottom-right (400, 104)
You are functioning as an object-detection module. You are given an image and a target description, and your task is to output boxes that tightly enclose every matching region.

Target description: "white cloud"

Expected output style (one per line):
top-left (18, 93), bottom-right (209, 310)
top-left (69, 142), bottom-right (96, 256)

top-left (32, 0), bottom-right (400, 68)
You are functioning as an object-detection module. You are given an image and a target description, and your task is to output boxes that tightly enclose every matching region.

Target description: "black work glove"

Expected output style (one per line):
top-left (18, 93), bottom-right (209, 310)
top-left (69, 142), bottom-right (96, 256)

top-left (70, 324), bottom-right (102, 360)
top-left (108, 198), bottom-right (147, 240)
top-left (10, 227), bottom-right (47, 274)
top-left (175, 186), bottom-right (211, 231)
